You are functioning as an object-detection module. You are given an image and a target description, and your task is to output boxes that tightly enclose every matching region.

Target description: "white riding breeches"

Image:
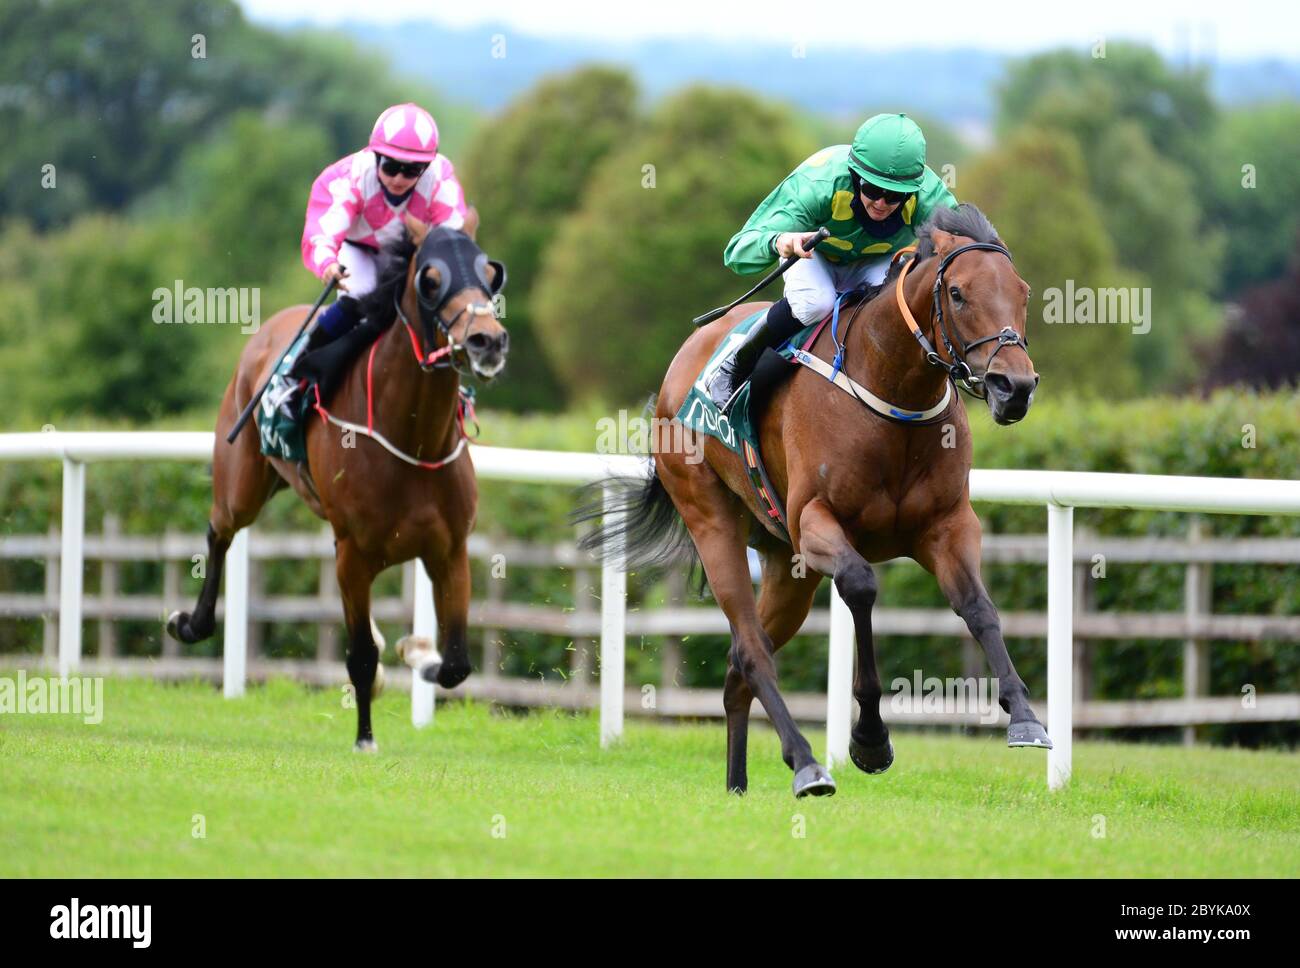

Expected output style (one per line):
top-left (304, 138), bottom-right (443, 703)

top-left (784, 252), bottom-right (891, 324)
top-left (337, 242), bottom-right (380, 301)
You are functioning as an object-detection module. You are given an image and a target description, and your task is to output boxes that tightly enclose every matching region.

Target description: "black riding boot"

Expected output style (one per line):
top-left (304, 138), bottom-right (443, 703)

top-left (290, 315), bottom-right (386, 407)
top-left (708, 298), bottom-right (803, 412)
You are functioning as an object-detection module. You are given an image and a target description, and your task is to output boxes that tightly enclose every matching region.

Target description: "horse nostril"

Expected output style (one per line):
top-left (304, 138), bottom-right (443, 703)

top-left (466, 333), bottom-right (491, 353)
top-left (984, 372), bottom-right (1012, 398)
top-left (499, 331), bottom-right (509, 353)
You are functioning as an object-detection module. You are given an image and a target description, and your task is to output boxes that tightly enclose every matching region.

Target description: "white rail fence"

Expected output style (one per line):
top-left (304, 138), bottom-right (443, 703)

top-left (3, 431), bottom-right (1300, 790)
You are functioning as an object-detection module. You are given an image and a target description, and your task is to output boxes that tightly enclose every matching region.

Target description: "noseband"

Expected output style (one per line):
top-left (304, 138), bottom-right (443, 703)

top-left (894, 241), bottom-right (1029, 399)
top-left (394, 291), bottom-right (496, 376)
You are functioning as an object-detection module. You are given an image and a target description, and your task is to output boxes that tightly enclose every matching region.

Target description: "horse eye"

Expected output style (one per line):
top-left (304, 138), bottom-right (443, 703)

top-left (948, 286), bottom-right (962, 303)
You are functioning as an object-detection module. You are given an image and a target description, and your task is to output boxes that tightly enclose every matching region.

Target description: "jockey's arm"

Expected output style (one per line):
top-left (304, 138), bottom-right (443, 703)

top-left (301, 164), bottom-right (364, 281)
top-left (723, 170), bottom-right (826, 275)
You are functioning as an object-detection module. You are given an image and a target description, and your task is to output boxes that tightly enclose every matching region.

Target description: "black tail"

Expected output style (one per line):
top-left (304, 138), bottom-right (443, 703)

top-left (571, 459), bottom-right (700, 580)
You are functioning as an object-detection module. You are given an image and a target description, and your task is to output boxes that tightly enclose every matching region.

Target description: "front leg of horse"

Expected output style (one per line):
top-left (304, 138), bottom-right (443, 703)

top-left (423, 544), bottom-right (473, 689)
top-left (917, 510), bottom-right (1052, 750)
top-left (337, 542), bottom-right (381, 751)
top-left (798, 500), bottom-right (893, 774)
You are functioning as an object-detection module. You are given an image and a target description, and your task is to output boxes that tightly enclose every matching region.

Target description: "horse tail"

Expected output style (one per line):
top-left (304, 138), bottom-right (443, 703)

top-left (571, 459), bottom-right (700, 581)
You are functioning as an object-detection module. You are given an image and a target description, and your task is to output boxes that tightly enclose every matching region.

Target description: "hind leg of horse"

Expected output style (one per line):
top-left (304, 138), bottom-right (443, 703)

top-left (725, 550), bottom-right (822, 794)
top-left (336, 539), bottom-right (382, 751)
top-left (915, 505), bottom-right (1051, 748)
top-left (798, 499), bottom-right (894, 774)
top-left (662, 464), bottom-right (832, 796)
top-left (423, 542), bottom-right (472, 689)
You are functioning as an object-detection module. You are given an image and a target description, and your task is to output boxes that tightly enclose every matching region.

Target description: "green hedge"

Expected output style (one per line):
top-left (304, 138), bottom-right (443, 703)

top-left (2, 390), bottom-right (1297, 746)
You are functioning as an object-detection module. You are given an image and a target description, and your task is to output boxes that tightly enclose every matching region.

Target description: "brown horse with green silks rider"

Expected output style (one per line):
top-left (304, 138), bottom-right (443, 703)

top-left (578, 114), bottom-right (1050, 797)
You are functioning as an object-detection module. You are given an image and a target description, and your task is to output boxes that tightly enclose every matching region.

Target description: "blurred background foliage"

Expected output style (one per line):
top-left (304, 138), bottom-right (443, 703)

top-left (2, 2), bottom-right (1299, 421)
top-left (1, 1), bottom-right (1298, 746)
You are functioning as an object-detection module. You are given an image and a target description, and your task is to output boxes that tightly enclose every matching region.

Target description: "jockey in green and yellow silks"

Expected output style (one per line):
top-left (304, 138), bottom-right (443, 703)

top-left (708, 113), bottom-right (958, 411)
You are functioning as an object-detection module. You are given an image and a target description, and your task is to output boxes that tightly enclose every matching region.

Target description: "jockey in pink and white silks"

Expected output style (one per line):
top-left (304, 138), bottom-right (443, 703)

top-left (285, 102), bottom-right (469, 409)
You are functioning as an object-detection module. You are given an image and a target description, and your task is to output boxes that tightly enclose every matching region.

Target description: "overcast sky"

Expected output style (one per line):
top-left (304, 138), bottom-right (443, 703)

top-left (242, 0), bottom-right (1297, 59)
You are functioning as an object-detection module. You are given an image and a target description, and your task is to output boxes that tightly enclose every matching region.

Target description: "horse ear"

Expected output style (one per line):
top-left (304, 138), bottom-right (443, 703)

top-left (928, 229), bottom-right (959, 256)
top-left (403, 212), bottom-right (430, 246)
top-left (462, 205), bottom-right (480, 242)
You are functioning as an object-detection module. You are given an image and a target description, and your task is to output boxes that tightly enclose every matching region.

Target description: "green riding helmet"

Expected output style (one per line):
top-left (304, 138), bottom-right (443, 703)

top-left (847, 113), bottom-right (928, 193)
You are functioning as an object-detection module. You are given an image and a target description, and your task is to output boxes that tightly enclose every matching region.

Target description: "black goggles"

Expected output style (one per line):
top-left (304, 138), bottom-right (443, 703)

top-left (377, 154), bottom-right (429, 179)
top-left (858, 178), bottom-right (911, 205)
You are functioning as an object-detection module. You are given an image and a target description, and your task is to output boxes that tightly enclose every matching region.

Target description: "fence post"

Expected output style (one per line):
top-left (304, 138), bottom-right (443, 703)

top-left (1183, 515), bottom-right (1211, 746)
top-left (100, 513), bottom-right (119, 660)
top-left (223, 528), bottom-right (249, 698)
top-left (58, 458), bottom-right (85, 677)
top-left (162, 527), bottom-right (180, 659)
top-left (825, 583), bottom-right (854, 768)
top-left (411, 559), bottom-right (436, 728)
top-left (1047, 503), bottom-right (1074, 790)
top-left (316, 525), bottom-right (338, 672)
top-left (44, 524), bottom-right (59, 665)
top-left (600, 482), bottom-right (625, 747)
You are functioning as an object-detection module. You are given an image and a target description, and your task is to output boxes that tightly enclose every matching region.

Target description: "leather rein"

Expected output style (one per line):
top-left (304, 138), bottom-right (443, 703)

top-left (892, 240), bottom-right (1028, 400)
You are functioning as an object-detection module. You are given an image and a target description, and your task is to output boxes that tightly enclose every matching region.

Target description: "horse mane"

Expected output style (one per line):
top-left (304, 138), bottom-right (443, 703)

top-left (355, 237), bottom-right (418, 329)
top-left (876, 202), bottom-right (1002, 296)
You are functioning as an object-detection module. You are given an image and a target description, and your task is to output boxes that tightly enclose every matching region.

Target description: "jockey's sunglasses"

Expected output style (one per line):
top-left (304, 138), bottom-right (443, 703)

top-left (377, 155), bottom-right (429, 179)
top-left (858, 178), bottom-right (911, 205)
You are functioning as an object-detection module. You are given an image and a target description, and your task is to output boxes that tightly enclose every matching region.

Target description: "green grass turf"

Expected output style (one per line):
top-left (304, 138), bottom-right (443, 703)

top-left (1, 675), bottom-right (1296, 877)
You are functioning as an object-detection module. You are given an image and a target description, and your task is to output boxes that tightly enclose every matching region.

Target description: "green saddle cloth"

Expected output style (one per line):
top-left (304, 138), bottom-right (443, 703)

top-left (674, 309), bottom-right (817, 456)
top-left (255, 332), bottom-right (314, 463)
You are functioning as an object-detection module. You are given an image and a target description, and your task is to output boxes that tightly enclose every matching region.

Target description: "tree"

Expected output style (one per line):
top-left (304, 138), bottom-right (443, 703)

top-left (1206, 102), bottom-right (1300, 296)
top-left (997, 44), bottom-right (1216, 179)
top-left (0, 0), bottom-right (261, 226)
top-left (961, 127), bottom-right (1141, 398)
top-left (0, 215), bottom-right (222, 425)
top-left (141, 111), bottom-right (331, 287)
top-left (0, 0), bottom-right (473, 228)
top-left (532, 86), bottom-right (815, 403)
top-left (1205, 231), bottom-right (1300, 390)
top-left (460, 66), bottom-right (639, 411)
top-left (995, 44), bottom-right (1225, 387)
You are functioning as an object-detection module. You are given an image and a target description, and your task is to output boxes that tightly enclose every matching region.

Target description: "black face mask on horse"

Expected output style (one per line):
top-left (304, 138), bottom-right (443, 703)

top-left (407, 226), bottom-right (508, 377)
top-left (415, 226), bottom-right (507, 316)
top-left (293, 227), bottom-right (508, 402)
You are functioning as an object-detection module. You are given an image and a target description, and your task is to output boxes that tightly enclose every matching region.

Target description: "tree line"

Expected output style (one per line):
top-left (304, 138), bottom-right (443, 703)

top-left (1, 0), bottom-right (1297, 424)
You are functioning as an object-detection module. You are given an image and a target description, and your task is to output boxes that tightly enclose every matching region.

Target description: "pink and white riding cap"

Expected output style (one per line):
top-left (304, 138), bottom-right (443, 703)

top-left (368, 102), bottom-right (440, 163)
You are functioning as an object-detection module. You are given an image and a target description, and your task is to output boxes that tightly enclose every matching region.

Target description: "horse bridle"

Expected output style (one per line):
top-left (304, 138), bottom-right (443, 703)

top-left (393, 287), bottom-right (496, 377)
top-left (894, 240), bottom-right (1029, 399)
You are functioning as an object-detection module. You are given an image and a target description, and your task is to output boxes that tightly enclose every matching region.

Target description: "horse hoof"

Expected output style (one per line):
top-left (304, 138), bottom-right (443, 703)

top-left (165, 610), bottom-right (186, 642)
top-left (792, 763), bottom-right (836, 798)
top-left (1007, 721), bottom-right (1053, 749)
top-left (436, 662), bottom-right (470, 689)
top-left (354, 738), bottom-right (378, 754)
top-left (396, 635), bottom-right (441, 681)
top-left (849, 737), bottom-right (895, 775)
